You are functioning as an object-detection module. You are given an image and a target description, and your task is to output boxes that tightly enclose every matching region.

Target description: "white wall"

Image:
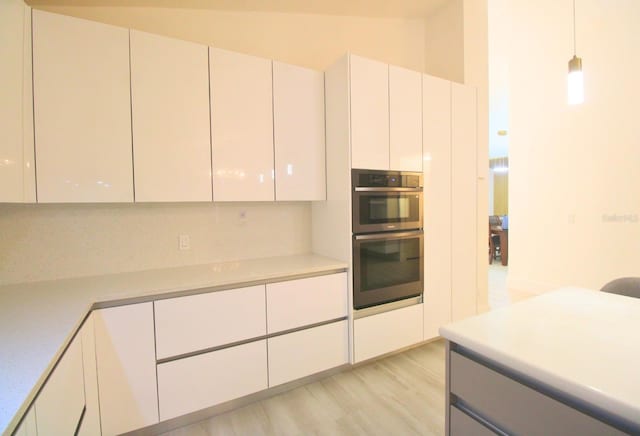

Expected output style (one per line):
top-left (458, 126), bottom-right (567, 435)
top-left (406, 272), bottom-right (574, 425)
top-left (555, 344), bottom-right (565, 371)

top-left (31, 6), bottom-right (427, 72)
top-left (496, 0), bottom-right (640, 293)
top-left (424, 0), bottom-right (464, 82)
top-left (0, 203), bottom-right (310, 285)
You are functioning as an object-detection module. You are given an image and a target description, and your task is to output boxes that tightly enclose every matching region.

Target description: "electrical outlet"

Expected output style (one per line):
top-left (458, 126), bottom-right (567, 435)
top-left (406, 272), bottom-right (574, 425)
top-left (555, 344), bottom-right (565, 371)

top-left (179, 234), bottom-right (190, 250)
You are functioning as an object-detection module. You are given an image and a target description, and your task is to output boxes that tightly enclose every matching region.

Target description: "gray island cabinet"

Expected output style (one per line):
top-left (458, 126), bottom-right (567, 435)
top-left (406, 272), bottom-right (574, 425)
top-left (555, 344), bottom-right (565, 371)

top-left (440, 287), bottom-right (640, 435)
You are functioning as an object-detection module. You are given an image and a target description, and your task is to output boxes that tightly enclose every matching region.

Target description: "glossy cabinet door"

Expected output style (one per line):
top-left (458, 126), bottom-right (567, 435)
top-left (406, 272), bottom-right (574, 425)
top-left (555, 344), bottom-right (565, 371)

top-left (353, 304), bottom-right (423, 363)
top-left (422, 75), bottom-right (452, 340)
top-left (273, 61), bottom-right (326, 201)
top-left (267, 320), bottom-right (348, 387)
top-left (35, 334), bottom-right (85, 435)
top-left (0, 2), bottom-right (35, 202)
top-left (389, 65), bottom-right (422, 172)
top-left (157, 340), bottom-right (268, 421)
top-left (32, 10), bottom-right (133, 203)
top-left (94, 303), bottom-right (158, 435)
top-left (130, 30), bottom-right (212, 202)
top-left (154, 285), bottom-right (266, 360)
top-left (451, 83), bottom-right (478, 321)
top-left (266, 272), bottom-right (347, 333)
top-left (349, 54), bottom-right (389, 170)
top-left (210, 47), bottom-right (274, 201)
top-left (78, 314), bottom-right (101, 436)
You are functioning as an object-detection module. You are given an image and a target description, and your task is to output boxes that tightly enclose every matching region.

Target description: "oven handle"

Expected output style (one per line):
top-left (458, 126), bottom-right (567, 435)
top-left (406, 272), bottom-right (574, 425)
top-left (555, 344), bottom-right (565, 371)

top-left (354, 187), bottom-right (422, 192)
top-left (354, 230), bottom-right (423, 241)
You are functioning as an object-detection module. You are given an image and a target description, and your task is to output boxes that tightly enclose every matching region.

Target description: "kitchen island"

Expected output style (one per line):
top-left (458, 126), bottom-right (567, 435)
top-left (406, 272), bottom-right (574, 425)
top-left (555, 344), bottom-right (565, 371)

top-left (440, 287), bottom-right (640, 435)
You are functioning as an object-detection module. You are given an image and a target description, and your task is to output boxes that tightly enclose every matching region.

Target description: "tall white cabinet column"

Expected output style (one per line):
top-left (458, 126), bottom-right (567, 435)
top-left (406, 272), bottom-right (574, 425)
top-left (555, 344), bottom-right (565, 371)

top-left (130, 30), bottom-right (212, 202)
top-left (422, 74), bottom-right (453, 340)
top-left (210, 48), bottom-right (274, 201)
top-left (389, 65), bottom-right (423, 172)
top-left (32, 10), bottom-right (133, 203)
top-left (451, 83), bottom-right (478, 321)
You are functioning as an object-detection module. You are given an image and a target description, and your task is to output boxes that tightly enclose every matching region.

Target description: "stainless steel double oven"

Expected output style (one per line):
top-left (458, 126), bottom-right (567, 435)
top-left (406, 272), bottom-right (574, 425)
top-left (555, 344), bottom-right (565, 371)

top-left (352, 169), bottom-right (424, 310)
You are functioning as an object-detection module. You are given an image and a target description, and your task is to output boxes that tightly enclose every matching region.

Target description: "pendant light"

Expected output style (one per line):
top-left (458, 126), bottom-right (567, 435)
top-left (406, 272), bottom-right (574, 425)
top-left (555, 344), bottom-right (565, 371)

top-left (568, 0), bottom-right (584, 104)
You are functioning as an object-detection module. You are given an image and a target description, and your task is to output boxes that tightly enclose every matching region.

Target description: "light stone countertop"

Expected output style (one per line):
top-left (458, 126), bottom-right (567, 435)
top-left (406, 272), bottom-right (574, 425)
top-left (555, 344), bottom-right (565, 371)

top-left (0, 254), bottom-right (347, 435)
top-left (439, 287), bottom-right (640, 432)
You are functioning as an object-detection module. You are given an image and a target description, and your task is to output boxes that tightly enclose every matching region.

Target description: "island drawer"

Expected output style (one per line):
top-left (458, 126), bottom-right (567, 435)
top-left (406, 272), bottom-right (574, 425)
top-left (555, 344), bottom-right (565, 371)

top-left (450, 405), bottom-right (496, 436)
top-left (154, 285), bottom-right (266, 359)
top-left (449, 351), bottom-right (626, 436)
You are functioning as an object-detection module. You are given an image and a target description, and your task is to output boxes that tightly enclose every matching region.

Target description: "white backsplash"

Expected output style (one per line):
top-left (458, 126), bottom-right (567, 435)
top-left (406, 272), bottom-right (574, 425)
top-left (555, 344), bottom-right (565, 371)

top-left (0, 202), bottom-right (311, 285)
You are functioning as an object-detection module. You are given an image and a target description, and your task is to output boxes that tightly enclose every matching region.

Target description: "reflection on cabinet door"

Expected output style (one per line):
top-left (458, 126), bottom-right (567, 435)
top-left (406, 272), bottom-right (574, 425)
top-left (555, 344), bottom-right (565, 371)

top-left (35, 335), bottom-right (85, 435)
top-left (273, 61), bottom-right (326, 201)
top-left (94, 303), bottom-right (158, 435)
top-left (389, 65), bottom-right (422, 172)
top-left (32, 10), bottom-right (133, 203)
top-left (130, 30), bottom-right (212, 202)
top-left (349, 54), bottom-right (389, 170)
top-left (210, 47), bottom-right (274, 202)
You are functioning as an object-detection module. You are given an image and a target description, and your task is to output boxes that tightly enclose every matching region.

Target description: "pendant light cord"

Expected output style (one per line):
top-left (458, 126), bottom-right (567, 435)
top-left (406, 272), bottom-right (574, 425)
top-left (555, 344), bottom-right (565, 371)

top-left (573, 0), bottom-right (576, 56)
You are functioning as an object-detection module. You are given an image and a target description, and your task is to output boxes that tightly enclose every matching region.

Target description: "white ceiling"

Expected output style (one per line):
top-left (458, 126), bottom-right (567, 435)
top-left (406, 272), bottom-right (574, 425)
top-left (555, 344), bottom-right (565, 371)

top-left (26, 0), bottom-right (451, 19)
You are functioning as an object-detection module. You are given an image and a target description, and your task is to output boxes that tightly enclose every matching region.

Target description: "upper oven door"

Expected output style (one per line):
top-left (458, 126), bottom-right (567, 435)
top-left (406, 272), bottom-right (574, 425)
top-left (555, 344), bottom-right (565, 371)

top-left (353, 188), bottom-right (423, 234)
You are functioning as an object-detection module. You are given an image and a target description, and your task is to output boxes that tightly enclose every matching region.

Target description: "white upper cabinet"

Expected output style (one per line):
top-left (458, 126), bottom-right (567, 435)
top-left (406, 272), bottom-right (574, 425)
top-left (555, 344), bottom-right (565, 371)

top-left (210, 48), bottom-right (274, 201)
top-left (389, 65), bottom-right (422, 172)
top-left (0, 2), bottom-right (35, 203)
top-left (32, 10), bottom-right (133, 203)
top-left (130, 30), bottom-right (212, 202)
top-left (273, 61), bottom-right (326, 201)
top-left (451, 82), bottom-right (478, 321)
top-left (422, 74), bottom-right (452, 340)
top-left (349, 54), bottom-right (389, 170)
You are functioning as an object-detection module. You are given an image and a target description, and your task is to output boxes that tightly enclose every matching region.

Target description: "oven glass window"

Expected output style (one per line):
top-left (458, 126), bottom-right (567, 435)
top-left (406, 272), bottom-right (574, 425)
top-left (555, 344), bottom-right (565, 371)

top-left (359, 237), bottom-right (421, 292)
top-left (359, 194), bottom-right (420, 225)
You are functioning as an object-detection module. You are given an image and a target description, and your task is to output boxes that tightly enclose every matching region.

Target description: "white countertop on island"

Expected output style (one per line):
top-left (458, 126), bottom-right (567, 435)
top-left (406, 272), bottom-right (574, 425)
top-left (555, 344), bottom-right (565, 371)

top-left (440, 287), bottom-right (640, 431)
top-left (0, 254), bottom-right (347, 435)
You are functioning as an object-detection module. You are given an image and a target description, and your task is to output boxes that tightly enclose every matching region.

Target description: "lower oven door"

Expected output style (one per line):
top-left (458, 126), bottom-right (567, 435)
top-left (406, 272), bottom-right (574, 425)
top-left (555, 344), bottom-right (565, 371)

top-left (353, 230), bottom-right (424, 310)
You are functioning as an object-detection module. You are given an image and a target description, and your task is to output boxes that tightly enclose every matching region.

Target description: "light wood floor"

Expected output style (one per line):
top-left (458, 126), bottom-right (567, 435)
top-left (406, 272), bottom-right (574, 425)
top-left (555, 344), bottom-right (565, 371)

top-left (162, 340), bottom-right (446, 436)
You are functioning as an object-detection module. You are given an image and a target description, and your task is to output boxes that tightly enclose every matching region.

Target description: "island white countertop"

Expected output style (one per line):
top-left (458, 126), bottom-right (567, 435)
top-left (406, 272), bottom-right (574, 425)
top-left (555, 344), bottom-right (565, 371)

top-left (440, 287), bottom-right (640, 431)
top-left (0, 254), bottom-right (347, 435)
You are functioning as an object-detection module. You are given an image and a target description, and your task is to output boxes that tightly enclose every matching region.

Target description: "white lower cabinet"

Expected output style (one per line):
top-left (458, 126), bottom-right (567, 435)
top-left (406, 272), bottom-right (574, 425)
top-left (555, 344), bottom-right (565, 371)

top-left (266, 273), bottom-right (347, 333)
top-left (354, 304), bottom-right (423, 363)
top-left (157, 340), bottom-right (268, 421)
top-left (94, 303), bottom-right (158, 435)
top-left (78, 314), bottom-right (101, 436)
top-left (14, 407), bottom-right (37, 436)
top-left (35, 334), bottom-right (85, 435)
top-left (268, 320), bottom-right (348, 387)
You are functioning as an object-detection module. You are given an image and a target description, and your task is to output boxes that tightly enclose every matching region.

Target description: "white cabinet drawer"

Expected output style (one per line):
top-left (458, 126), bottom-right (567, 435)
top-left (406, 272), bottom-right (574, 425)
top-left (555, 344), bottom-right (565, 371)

top-left (155, 285), bottom-right (266, 359)
top-left (354, 304), bottom-right (423, 363)
top-left (268, 320), bottom-right (348, 387)
top-left (157, 340), bottom-right (268, 421)
top-left (266, 273), bottom-right (347, 333)
top-left (35, 335), bottom-right (85, 435)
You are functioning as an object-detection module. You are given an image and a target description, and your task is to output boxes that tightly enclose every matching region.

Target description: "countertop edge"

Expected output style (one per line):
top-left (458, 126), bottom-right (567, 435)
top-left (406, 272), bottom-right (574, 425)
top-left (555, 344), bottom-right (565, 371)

top-left (2, 255), bottom-right (348, 436)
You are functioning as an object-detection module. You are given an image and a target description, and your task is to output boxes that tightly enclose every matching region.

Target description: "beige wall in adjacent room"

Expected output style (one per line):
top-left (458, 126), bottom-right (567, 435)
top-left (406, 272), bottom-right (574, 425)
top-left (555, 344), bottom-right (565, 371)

top-left (31, 5), bottom-right (427, 72)
top-left (496, 0), bottom-right (640, 293)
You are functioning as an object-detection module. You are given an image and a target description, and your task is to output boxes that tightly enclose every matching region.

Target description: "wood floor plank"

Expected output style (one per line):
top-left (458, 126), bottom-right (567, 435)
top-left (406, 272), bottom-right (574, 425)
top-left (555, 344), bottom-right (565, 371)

top-left (161, 340), bottom-right (446, 436)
